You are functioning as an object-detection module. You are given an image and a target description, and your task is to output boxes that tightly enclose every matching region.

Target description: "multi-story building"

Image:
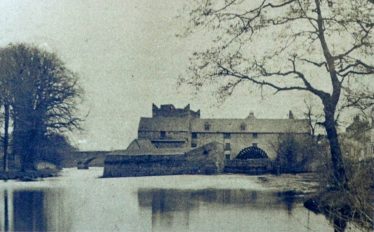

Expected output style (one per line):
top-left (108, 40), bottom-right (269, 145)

top-left (133, 104), bottom-right (310, 160)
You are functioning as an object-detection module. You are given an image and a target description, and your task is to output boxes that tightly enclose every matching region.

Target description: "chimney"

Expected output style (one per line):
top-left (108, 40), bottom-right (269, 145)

top-left (288, 110), bottom-right (294, 119)
top-left (152, 103), bottom-right (158, 117)
top-left (247, 111), bottom-right (255, 119)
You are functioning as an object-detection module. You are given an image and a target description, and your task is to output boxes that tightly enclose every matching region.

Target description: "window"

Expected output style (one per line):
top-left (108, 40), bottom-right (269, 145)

top-left (252, 143), bottom-right (258, 147)
top-left (224, 133), bottom-right (231, 139)
top-left (253, 133), bottom-right (258, 138)
top-left (240, 123), bottom-right (246, 131)
top-left (225, 154), bottom-right (231, 160)
top-left (160, 131), bottom-right (166, 138)
top-left (204, 122), bottom-right (210, 131)
top-left (225, 143), bottom-right (231, 150)
top-left (192, 132), bottom-right (197, 139)
top-left (191, 142), bottom-right (197, 148)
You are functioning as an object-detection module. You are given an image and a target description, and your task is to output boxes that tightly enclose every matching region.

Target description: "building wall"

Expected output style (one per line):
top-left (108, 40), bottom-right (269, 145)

top-left (139, 129), bottom-right (308, 160)
top-left (193, 133), bottom-right (223, 149)
top-left (192, 132), bottom-right (280, 160)
top-left (231, 133), bottom-right (279, 160)
top-left (103, 142), bottom-right (224, 177)
top-left (138, 130), bottom-right (190, 148)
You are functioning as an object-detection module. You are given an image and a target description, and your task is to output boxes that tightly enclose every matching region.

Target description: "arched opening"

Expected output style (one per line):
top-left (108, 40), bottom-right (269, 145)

top-left (236, 146), bottom-right (268, 159)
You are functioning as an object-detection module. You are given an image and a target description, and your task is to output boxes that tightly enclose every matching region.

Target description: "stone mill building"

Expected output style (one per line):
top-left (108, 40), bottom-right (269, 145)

top-left (137, 104), bottom-right (309, 160)
top-left (103, 104), bottom-right (310, 177)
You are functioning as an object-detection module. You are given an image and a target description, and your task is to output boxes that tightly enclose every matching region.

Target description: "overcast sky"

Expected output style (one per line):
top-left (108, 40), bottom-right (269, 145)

top-left (0, 0), bottom-right (326, 150)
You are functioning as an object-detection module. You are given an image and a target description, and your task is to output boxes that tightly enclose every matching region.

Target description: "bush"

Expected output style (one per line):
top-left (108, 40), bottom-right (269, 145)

top-left (273, 133), bottom-right (323, 173)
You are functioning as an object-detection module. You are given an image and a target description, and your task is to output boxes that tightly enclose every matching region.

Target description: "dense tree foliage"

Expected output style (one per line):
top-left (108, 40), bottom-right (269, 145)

top-left (273, 133), bottom-right (321, 173)
top-left (0, 44), bottom-right (82, 171)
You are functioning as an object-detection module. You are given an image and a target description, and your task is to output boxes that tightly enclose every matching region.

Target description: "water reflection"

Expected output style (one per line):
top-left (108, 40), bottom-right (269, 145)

top-left (0, 170), bottom-right (340, 232)
top-left (3, 190), bottom-right (9, 231)
top-left (0, 189), bottom-right (65, 232)
top-left (138, 188), bottom-right (313, 232)
top-left (138, 189), bottom-right (302, 211)
top-left (13, 191), bottom-right (46, 232)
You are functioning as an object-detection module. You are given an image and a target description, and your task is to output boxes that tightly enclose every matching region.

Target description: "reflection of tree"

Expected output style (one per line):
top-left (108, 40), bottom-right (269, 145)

top-left (304, 191), bottom-right (373, 232)
top-left (13, 191), bottom-right (46, 232)
top-left (3, 190), bottom-right (9, 232)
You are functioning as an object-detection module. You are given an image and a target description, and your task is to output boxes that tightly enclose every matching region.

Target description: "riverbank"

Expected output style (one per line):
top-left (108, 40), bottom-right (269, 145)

top-left (255, 173), bottom-right (320, 194)
top-left (0, 169), bottom-right (59, 181)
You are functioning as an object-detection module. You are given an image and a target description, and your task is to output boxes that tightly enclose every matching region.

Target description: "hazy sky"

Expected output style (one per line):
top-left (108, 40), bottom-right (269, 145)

top-left (0, 0), bottom-right (320, 150)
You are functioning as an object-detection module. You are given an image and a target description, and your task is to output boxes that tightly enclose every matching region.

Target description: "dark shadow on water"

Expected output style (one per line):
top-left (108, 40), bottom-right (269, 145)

top-left (13, 190), bottom-right (47, 232)
top-left (303, 193), bottom-right (374, 232)
top-left (276, 190), bottom-right (298, 215)
top-left (139, 188), bottom-right (303, 212)
top-left (3, 190), bottom-right (9, 232)
top-left (1, 188), bottom-right (67, 232)
top-left (138, 188), bottom-right (304, 229)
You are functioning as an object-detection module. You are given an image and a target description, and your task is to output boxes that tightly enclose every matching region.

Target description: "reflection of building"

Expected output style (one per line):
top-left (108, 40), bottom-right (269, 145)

top-left (137, 104), bottom-right (309, 160)
top-left (103, 104), bottom-right (310, 177)
top-left (137, 188), bottom-right (301, 231)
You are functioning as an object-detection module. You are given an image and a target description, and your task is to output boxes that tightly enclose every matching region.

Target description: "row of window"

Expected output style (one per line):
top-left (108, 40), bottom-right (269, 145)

top-left (204, 123), bottom-right (248, 131)
top-left (224, 133), bottom-right (258, 138)
top-left (192, 132), bottom-right (258, 139)
top-left (160, 131), bottom-right (259, 140)
top-left (192, 142), bottom-right (258, 149)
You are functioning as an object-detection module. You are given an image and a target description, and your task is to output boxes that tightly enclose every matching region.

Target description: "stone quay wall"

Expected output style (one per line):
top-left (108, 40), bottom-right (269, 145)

top-left (223, 159), bottom-right (273, 175)
top-left (103, 142), bottom-right (225, 177)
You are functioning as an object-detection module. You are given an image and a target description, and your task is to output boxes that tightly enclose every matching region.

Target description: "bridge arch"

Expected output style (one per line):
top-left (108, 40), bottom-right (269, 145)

top-left (236, 146), bottom-right (268, 159)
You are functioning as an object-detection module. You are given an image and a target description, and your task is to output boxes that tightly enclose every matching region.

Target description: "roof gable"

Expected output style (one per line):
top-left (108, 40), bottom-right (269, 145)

top-left (138, 117), bottom-right (190, 132)
top-left (191, 118), bottom-right (309, 133)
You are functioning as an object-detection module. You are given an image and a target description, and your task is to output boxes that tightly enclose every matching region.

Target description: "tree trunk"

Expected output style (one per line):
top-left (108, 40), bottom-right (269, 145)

top-left (3, 103), bottom-right (9, 172)
top-left (324, 107), bottom-right (348, 189)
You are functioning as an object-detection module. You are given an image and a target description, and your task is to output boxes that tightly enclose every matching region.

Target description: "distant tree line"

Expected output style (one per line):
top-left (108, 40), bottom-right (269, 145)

top-left (0, 43), bottom-right (82, 171)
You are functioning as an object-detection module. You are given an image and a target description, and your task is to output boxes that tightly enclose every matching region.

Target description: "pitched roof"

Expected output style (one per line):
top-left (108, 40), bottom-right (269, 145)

top-left (191, 118), bottom-right (309, 133)
top-left (138, 116), bottom-right (309, 134)
top-left (126, 139), bottom-right (157, 152)
top-left (123, 139), bottom-right (188, 155)
top-left (138, 117), bottom-right (190, 132)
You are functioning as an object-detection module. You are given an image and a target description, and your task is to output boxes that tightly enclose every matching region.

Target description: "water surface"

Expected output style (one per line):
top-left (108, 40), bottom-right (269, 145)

top-left (0, 168), bottom-right (356, 232)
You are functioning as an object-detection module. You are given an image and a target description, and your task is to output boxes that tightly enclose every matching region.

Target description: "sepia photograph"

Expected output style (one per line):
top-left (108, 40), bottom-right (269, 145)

top-left (0, 0), bottom-right (373, 231)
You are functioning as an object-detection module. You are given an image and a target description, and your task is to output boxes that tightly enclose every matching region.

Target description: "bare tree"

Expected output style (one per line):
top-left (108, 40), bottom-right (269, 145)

top-left (181, 0), bottom-right (373, 189)
top-left (0, 48), bottom-right (16, 172)
top-left (303, 98), bottom-right (325, 137)
top-left (0, 44), bottom-right (83, 171)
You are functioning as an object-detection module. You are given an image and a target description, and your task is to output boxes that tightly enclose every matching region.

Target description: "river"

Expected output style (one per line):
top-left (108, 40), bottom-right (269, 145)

top-left (0, 168), bottom-right (358, 232)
